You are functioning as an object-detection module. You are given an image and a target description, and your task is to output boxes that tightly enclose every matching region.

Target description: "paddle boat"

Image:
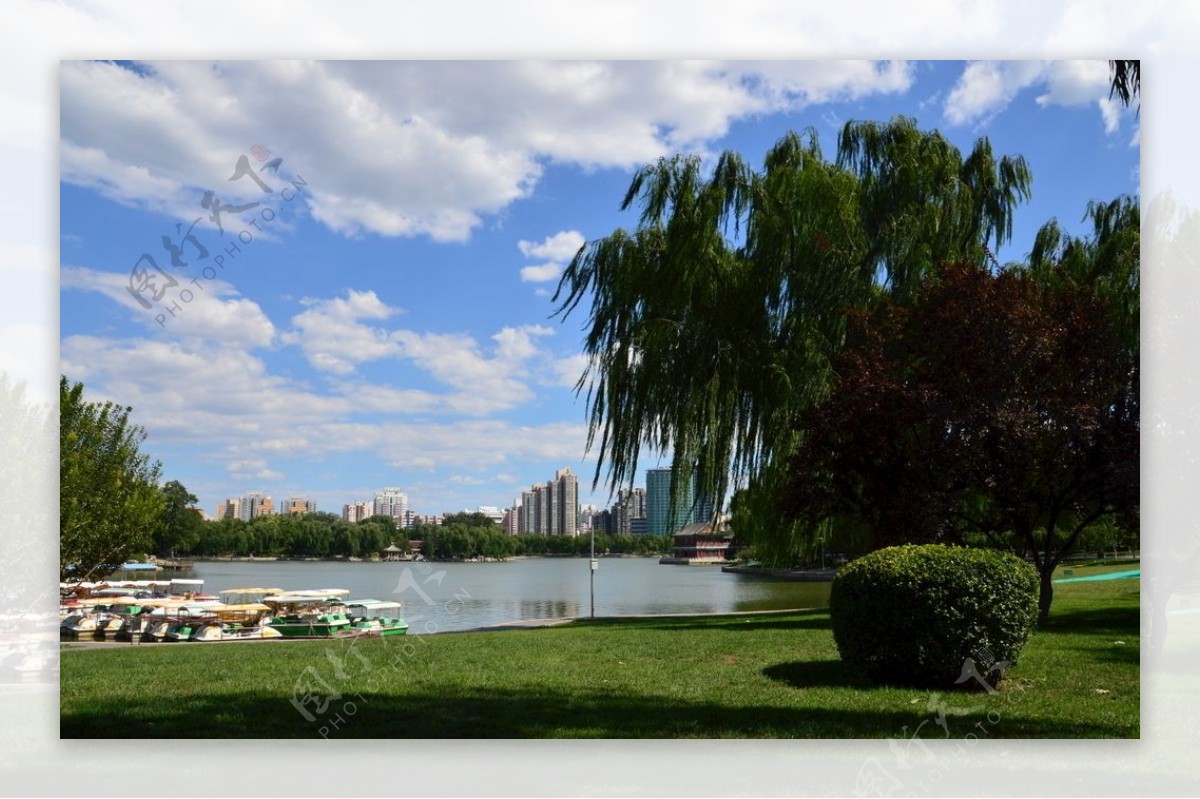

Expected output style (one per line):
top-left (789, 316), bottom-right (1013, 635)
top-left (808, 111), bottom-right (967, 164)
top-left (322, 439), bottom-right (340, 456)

top-left (344, 599), bottom-right (409, 637)
top-left (189, 603), bottom-right (281, 642)
top-left (264, 590), bottom-right (353, 637)
top-left (140, 602), bottom-right (215, 642)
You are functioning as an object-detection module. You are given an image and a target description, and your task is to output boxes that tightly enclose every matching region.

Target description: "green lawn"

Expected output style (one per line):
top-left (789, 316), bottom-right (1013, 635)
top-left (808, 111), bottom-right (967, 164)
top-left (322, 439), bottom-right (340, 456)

top-left (59, 563), bottom-right (1138, 738)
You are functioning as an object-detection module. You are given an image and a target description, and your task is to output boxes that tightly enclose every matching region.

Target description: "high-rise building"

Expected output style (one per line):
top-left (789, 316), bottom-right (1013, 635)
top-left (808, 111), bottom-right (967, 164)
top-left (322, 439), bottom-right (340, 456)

top-left (237, 492), bottom-right (273, 522)
top-left (343, 501), bottom-right (373, 523)
top-left (503, 506), bottom-right (520, 536)
top-left (373, 487), bottom-right (408, 525)
top-left (518, 467), bottom-right (581, 536)
top-left (282, 497), bottom-right (318, 515)
top-left (579, 505), bottom-right (611, 536)
top-left (612, 487), bottom-right (647, 534)
top-left (559, 467), bottom-right (579, 536)
top-left (646, 468), bottom-right (695, 535)
top-left (476, 506), bottom-right (505, 526)
top-left (215, 499), bottom-right (239, 521)
top-left (519, 489), bottom-right (536, 534)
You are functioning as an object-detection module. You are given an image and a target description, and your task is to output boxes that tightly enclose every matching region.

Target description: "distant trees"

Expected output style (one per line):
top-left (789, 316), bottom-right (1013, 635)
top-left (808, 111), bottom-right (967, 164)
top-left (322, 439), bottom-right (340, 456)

top-left (413, 520), bottom-right (672, 560)
top-left (441, 511), bottom-right (498, 528)
top-left (177, 513), bottom-right (672, 561)
top-left (152, 480), bottom-right (204, 556)
top-left (60, 376), bottom-right (165, 580)
top-left (186, 512), bottom-right (410, 559)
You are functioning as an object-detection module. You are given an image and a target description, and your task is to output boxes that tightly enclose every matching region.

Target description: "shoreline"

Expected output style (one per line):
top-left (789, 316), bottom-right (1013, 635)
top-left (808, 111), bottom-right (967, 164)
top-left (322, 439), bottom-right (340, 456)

top-left (184, 553), bottom-right (669, 565)
top-left (720, 564), bottom-right (839, 581)
top-left (60, 606), bottom-right (820, 648)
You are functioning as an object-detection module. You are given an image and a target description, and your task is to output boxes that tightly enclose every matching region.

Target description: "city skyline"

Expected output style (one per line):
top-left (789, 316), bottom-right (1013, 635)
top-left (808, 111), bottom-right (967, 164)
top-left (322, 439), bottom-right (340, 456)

top-left (58, 60), bottom-right (1139, 519)
top-left (209, 463), bottom-right (700, 535)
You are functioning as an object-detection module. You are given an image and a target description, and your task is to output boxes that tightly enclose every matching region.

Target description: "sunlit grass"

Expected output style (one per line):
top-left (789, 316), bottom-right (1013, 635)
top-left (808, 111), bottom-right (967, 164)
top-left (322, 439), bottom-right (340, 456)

top-left (60, 573), bottom-right (1139, 738)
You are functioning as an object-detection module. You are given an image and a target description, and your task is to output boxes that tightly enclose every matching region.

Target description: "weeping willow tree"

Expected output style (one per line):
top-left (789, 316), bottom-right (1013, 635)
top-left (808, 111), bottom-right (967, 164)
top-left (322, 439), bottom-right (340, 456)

top-left (553, 117), bottom-right (1032, 563)
top-left (1026, 194), bottom-right (1140, 348)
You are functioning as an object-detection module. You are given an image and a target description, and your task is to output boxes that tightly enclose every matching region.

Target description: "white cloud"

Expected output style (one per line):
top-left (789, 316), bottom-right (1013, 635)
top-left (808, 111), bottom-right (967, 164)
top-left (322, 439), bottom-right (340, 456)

top-left (1034, 60), bottom-right (1111, 107)
top-left (518, 230), bottom-right (585, 284)
top-left (62, 60), bottom-right (920, 243)
top-left (492, 324), bottom-right (554, 361)
top-left (59, 334), bottom-right (352, 446)
top-left (1099, 97), bottom-right (1123, 135)
top-left (736, 60), bottom-right (913, 107)
top-left (282, 289), bottom-right (401, 374)
top-left (519, 262), bottom-right (563, 283)
top-left (944, 61), bottom-right (1047, 127)
top-left (278, 287), bottom-right (562, 414)
top-left (945, 59), bottom-right (1133, 137)
top-left (57, 330), bottom-right (592, 502)
top-left (391, 327), bottom-right (539, 414)
top-left (61, 265), bottom-right (276, 348)
top-left (226, 457), bottom-right (285, 482)
top-left (518, 230), bottom-right (586, 262)
top-left (335, 383), bottom-right (444, 416)
top-left (545, 353), bottom-right (590, 390)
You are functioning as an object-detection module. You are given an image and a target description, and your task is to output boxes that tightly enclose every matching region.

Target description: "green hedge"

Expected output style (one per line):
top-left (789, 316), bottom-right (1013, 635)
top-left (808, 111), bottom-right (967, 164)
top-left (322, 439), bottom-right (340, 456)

top-left (829, 544), bottom-right (1038, 688)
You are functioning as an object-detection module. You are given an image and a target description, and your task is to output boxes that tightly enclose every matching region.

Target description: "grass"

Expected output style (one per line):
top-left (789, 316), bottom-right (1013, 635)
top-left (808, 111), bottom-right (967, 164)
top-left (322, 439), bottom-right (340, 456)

top-left (59, 562), bottom-right (1139, 738)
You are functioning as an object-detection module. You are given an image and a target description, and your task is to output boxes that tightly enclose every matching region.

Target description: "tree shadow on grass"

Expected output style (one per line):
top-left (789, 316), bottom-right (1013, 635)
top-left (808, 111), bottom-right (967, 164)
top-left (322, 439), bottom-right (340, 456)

top-left (590, 610), bottom-right (833, 635)
top-left (1040, 605), bottom-right (1140, 636)
top-left (762, 659), bottom-right (871, 689)
top-left (1073, 643), bottom-right (1140, 667)
top-left (60, 680), bottom-right (1137, 739)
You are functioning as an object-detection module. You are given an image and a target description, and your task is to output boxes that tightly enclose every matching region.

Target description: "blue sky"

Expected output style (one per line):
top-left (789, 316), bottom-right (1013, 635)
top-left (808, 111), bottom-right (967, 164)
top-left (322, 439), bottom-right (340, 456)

top-left (59, 60), bottom-right (1140, 520)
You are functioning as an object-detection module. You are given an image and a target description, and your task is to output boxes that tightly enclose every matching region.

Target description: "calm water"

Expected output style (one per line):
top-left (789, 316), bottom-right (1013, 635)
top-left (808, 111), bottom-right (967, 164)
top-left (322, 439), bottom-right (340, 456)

top-left (191, 557), bottom-right (830, 634)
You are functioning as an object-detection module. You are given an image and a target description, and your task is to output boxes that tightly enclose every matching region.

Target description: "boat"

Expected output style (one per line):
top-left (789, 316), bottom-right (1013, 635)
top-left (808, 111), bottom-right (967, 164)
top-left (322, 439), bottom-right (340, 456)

top-left (140, 602), bottom-right (215, 642)
top-left (217, 587), bottom-right (284, 604)
top-left (114, 615), bottom-right (152, 641)
top-left (93, 614), bottom-right (128, 639)
top-left (189, 603), bottom-right (282, 642)
top-left (263, 590), bottom-right (353, 638)
top-left (190, 620), bottom-right (283, 642)
top-left (91, 599), bottom-right (144, 638)
top-left (60, 612), bottom-right (97, 638)
top-left (344, 599), bottom-right (409, 637)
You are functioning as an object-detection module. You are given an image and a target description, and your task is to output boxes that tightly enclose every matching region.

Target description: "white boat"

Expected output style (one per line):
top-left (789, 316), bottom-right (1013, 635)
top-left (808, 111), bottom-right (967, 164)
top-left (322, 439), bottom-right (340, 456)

top-left (344, 599), bottom-right (409, 637)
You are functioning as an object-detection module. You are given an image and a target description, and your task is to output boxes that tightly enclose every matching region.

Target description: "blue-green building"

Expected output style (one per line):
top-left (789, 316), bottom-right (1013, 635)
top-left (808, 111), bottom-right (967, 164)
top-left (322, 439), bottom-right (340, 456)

top-left (645, 468), bottom-right (714, 535)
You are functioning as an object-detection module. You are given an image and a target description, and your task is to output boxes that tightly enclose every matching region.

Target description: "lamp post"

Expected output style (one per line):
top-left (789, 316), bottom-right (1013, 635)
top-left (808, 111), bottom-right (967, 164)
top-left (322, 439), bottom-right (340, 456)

top-left (589, 525), bottom-right (597, 618)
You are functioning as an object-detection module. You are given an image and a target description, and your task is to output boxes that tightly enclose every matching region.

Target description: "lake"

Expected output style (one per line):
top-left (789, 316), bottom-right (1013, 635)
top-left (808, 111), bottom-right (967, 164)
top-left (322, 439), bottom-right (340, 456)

top-left (191, 557), bottom-right (830, 633)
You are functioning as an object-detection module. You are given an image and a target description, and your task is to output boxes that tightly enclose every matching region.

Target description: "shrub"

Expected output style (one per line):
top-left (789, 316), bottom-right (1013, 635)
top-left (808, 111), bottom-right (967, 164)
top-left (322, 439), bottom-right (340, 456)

top-left (829, 544), bottom-right (1038, 688)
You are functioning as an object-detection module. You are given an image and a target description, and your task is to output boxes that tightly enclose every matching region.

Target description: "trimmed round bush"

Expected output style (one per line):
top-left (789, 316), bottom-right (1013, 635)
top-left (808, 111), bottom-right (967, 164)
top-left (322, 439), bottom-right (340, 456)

top-left (829, 544), bottom-right (1038, 688)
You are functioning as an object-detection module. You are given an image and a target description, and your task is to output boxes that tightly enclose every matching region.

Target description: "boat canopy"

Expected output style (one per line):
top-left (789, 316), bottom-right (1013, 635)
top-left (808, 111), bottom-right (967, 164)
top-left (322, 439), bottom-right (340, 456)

top-left (144, 603), bottom-right (215, 617)
top-left (263, 590), bottom-right (351, 606)
top-left (345, 599), bottom-right (402, 613)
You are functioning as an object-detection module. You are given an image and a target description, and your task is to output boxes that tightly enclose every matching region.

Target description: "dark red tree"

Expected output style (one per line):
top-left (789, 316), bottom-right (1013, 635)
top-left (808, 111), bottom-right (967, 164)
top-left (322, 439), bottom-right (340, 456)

top-left (781, 263), bottom-right (1138, 625)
